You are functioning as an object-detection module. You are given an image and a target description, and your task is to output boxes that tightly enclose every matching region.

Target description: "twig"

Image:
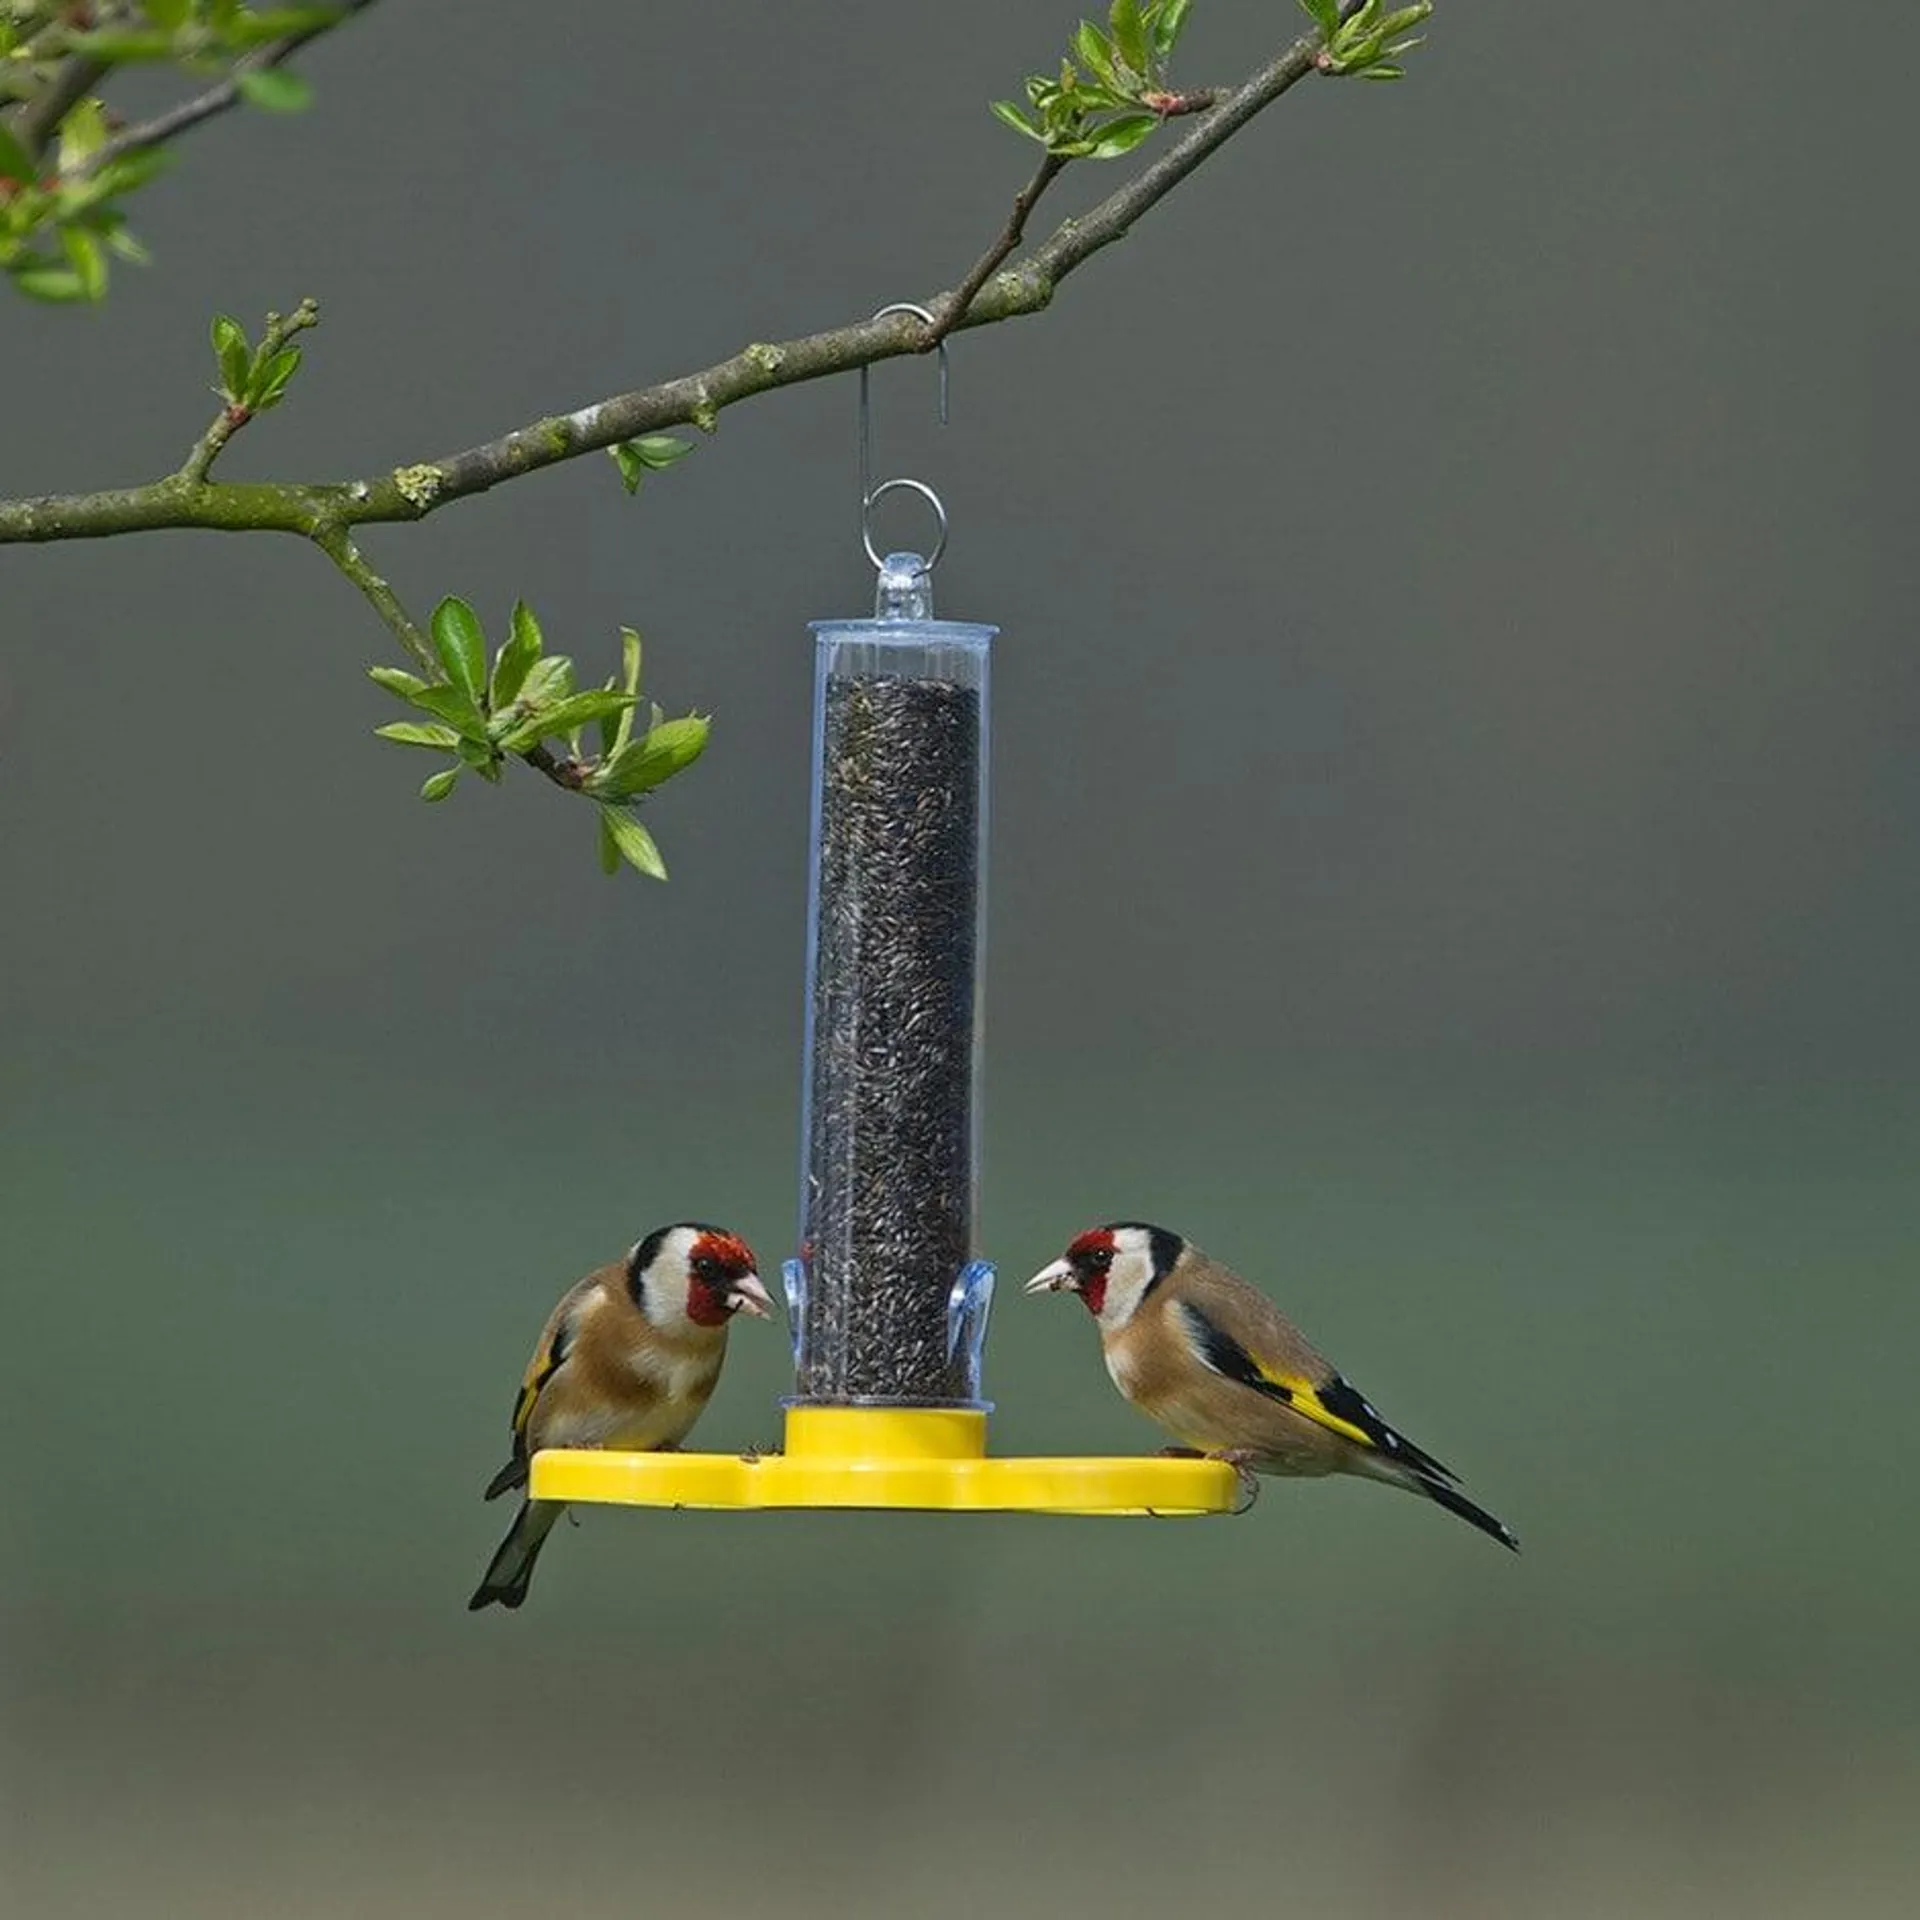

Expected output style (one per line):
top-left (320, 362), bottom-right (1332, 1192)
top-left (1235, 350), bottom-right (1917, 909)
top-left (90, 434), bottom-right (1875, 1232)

top-left (178, 297), bottom-right (320, 482)
top-left (928, 150), bottom-right (1067, 347)
top-left (313, 521), bottom-right (595, 795)
top-left (311, 522), bottom-right (434, 674)
top-left (928, 90), bottom-right (1223, 347)
top-left (9, 53), bottom-right (107, 160)
top-left (1140, 88), bottom-right (1225, 116)
top-left (0, 17), bottom-right (1332, 549)
top-left (520, 742), bottom-right (589, 791)
top-left (74, 0), bottom-right (380, 179)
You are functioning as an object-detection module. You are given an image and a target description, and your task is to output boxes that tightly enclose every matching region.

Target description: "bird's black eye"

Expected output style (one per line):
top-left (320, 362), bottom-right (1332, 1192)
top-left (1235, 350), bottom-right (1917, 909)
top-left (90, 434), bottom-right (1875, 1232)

top-left (693, 1253), bottom-right (721, 1282)
top-left (1086, 1247), bottom-right (1113, 1272)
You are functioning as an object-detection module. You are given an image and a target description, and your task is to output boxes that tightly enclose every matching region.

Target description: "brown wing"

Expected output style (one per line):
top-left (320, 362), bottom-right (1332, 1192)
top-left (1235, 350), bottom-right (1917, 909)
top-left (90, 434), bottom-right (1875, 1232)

top-left (482, 1272), bottom-right (605, 1500)
top-left (1174, 1254), bottom-right (1459, 1483)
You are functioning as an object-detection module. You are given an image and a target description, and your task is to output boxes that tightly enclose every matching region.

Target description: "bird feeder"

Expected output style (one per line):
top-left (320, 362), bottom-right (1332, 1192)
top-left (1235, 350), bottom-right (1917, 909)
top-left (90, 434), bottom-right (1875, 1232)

top-left (533, 310), bottom-right (1236, 1517)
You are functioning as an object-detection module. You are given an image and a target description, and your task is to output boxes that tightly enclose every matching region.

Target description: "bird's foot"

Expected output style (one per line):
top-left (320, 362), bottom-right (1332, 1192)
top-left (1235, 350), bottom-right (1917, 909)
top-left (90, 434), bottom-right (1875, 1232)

top-left (1206, 1449), bottom-right (1262, 1514)
top-left (740, 1444), bottom-right (782, 1464)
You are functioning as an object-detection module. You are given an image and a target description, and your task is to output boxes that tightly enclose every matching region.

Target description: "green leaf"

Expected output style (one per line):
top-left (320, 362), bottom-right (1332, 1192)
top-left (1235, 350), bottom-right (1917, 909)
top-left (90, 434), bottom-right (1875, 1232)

top-left (1353, 63), bottom-right (1404, 78)
top-left (140, 0), bottom-right (193, 28)
top-left (103, 224), bottom-right (153, 266)
top-left (368, 665), bottom-right (428, 699)
top-left (11, 266), bottom-right (88, 302)
top-left (60, 226), bottom-right (106, 301)
top-left (235, 69), bottom-right (314, 113)
top-left (516, 653), bottom-right (574, 709)
top-left (429, 596), bottom-right (488, 707)
top-left (408, 682), bottom-right (491, 742)
top-left (0, 125), bottom-right (33, 183)
top-left (53, 173), bottom-right (120, 221)
top-left (990, 99), bottom-right (1043, 140)
top-left (539, 690), bottom-right (638, 728)
top-left (65, 28), bottom-right (177, 59)
top-left (597, 811), bottom-right (621, 875)
top-left (248, 345), bottom-right (301, 408)
top-left (93, 149), bottom-right (172, 199)
top-left (420, 767), bottom-right (460, 802)
top-left (491, 601), bottom-right (542, 708)
top-left (1087, 112), bottom-right (1159, 159)
top-left (1150, 0), bottom-right (1194, 61)
top-left (56, 98), bottom-right (107, 174)
top-left (596, 805), bottom-right (667, 880)
top-left (1297, 0), bottom-right (1342, 33)
top-left (602, 625), bottom-right (643, 757)
top-left (373, 721), bottom-right (461, 750)
top-left (1074, 22), bottom-right (1118, 92)
top-left (609, 441), bottom-right (646, 494)
top-left (456, 737), bottom-right (502, 780)
top-left (609, 434), bottom-right (693, 492)
top-left (226, 9), bottom-right (352, 47)
top-left (594, 679), bottom-right (620, 757)
top-left (633, 434), bottom-right (692, 469)
top-left (1108, 0), bottom-right (1149, 76)
top-left (212, 313), bottom-right (251, 396)
top-left (496, 689), bottom-right (636, 753)
top-left (584, 713), bottom-right (711, 800)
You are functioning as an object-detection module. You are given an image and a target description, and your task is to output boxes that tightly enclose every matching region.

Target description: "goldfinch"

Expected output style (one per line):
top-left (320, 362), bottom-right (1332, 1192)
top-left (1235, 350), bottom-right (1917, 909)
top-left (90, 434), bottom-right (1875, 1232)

top-left (469, 1222), bottom-right (770, 1611)
top-left (1026, 1223), bottom-right (1517, 1549)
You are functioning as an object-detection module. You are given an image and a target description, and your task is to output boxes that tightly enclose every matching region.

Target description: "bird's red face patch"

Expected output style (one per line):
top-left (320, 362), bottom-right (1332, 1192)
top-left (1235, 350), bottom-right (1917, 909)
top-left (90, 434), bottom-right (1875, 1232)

top-left (1065, 1228), bottom-right (1117, 1317)
top-left (685, 1230), bottom-right (760, 1327)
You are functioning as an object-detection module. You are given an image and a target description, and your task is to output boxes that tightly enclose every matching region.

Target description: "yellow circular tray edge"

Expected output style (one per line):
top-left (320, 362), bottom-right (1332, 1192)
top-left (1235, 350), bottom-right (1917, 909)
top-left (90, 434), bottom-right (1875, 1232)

top-left (529, 1406), bottom-right (1238, 1516)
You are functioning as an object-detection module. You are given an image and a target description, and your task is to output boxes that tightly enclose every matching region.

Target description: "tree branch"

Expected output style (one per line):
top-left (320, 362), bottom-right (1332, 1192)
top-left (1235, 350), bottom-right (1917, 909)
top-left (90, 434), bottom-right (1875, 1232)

top-left (0, 17), bottom-right (1331, 550)
top-left (928, 150), bottom-right (1067, 347)
top-left (74, 0), bottom-right (380, 179)
top-left (10, 53), bottom-right (108, 160)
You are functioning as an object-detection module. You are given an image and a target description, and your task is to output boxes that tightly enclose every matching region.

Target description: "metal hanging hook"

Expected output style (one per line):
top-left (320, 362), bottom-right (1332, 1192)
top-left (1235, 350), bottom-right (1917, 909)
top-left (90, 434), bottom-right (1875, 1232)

top-left (859, 302), bottom-right (950, 573)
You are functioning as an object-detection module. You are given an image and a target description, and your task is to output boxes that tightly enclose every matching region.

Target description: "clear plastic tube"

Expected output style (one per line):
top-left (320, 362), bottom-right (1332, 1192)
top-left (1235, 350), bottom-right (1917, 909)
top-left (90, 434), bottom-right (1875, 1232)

top-left (786, 553), bottom-right (998, 1406)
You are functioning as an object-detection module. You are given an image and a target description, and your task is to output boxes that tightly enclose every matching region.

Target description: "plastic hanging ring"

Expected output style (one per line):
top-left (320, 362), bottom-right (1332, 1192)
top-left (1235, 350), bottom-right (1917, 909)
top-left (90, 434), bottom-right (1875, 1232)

top-left (859, 302), bottom-right (950, 575)
top-left (861, 476), bottom-right (949, 574)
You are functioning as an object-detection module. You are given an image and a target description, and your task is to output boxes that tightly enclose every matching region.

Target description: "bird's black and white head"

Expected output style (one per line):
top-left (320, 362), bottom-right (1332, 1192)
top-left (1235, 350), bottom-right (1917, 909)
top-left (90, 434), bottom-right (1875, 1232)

top-left (627, 1223), bottom-right (771, 1331)
top-left (1025, 1222), bottom-right (1184, 1330)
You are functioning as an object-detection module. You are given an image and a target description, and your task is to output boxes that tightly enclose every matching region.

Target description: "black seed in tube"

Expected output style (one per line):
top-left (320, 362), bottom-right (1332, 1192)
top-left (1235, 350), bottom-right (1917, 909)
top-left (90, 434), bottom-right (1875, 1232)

top-left (801, 672), bottom-right (980, 1402)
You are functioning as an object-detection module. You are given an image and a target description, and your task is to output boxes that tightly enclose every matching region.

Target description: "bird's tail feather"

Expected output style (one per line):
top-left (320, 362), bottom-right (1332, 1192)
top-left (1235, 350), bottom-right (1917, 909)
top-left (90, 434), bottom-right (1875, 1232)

top-left (467, 1499), bottom-right (563, 1610)
top-left (1415, 1473), bottom-right (1519, 1551)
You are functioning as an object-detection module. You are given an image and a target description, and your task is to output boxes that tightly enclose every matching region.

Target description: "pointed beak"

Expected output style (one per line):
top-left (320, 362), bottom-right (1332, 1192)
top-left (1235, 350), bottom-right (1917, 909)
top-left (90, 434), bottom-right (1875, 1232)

top-left (1025, 1258), bottom-right (1075, 1295)
top-left (726, 1272), bottom-right (774, 1319)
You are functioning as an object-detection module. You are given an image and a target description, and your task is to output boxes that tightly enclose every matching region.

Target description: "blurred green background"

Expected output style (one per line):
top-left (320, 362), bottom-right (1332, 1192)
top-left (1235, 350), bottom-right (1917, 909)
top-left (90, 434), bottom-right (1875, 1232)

top-left (5, 3), bottom-right (1918, 1915)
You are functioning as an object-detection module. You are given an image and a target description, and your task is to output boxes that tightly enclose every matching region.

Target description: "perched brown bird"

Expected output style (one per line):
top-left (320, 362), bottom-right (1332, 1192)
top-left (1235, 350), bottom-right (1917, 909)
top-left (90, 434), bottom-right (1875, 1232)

top-left (1027, 1223), bottom-right (1517, 1549)
top-left (469, 1222), bottom-right (770, 1610)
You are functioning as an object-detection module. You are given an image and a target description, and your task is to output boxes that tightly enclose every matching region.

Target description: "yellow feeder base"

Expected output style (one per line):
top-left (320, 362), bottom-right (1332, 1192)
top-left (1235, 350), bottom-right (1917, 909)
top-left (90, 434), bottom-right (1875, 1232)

top-left (530, 1405), bottom-right (1239, 1515)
